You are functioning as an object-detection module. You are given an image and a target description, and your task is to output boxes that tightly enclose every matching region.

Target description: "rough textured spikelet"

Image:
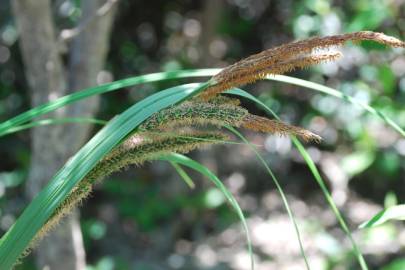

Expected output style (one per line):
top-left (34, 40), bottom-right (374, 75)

top-left (90, 131), bottom-right (229, 182)
top-left (139, 98), bottom-right (320, 142)
top-left (200, 52), bottom-right (342, 99)
top-left (242, 114), bottom-right (322, 142)
top-left (139, 101), bottom-right (248, 131)
top-left (199, 31), bottom-right (405, 99)
top-left (204, 95), bottom-right (242, 106)
top-left (31, 131), bottom-right (229, 248)
top-left (31, 185), bottom-right (92, 247)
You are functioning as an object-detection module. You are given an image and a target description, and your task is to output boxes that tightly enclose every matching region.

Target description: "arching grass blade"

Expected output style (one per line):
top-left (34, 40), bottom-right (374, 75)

top-left (226, 88), bottom-right (368, 270)
top-left (266, 75), bottom-right (404, 137)
top-left (226, 126), bottom-right (311, 270)
top-left (0, 82), bottom-right (210, 269)
top-left (0, 69), bottom-right (220, 136)
top-left (1, 117), bottom-right (107, 136)
top-left (159, 153), bottom-right (255, 270)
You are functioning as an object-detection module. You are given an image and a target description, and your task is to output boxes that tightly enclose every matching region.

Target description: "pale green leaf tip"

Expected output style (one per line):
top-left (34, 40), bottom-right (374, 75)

top-left (359, 205), bottom-right (405, 229)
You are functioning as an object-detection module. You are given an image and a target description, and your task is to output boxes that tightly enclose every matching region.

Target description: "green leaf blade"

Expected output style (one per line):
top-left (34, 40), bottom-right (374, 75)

top-left (226, 126), bottom-right (311, 270)
top-left (226, 88), bottom-right (369, 270)
top-left (267, 75), bottom-right (405, 137)
top-left (0, 82), bottom-right (209, 269)
top-left (0, 69), bottom-right (220, 136)
top-left (159, 153), bottom-right (255, 270)
top-left (360, 204), bottom-right (405, 228)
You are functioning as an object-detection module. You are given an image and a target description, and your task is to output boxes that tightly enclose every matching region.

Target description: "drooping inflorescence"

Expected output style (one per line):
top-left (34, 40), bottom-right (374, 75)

top-left (32, 130), bottom-right (228, 247)
top-left (138, 100), bottom-right (249, 131)
top-left (199, 31), bottom-right (405, 99)
top-left (139, 98), bottom-right (322, 142)
top-left (241, 114), bottom-right (322, 143)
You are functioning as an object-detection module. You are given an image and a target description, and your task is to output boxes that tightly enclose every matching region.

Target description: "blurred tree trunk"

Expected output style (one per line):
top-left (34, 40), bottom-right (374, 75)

top-left (201, 0), bottom-right (223, 66)
top-left (11, 0), bottom-right (117, 269)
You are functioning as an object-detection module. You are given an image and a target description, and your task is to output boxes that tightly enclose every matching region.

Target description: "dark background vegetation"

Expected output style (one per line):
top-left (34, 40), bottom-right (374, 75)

top-left (0, 0), bottom-right (404, 269)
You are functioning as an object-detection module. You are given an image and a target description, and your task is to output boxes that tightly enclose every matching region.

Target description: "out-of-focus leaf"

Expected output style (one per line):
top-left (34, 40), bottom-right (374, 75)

top-left (204, 188), bottom-right (226, 208)
top-left (360, 204), bottom-right (405, 228)
top-left (378, 151), bottom-right (401, 176)
top-left (0, 171), bottom-right (25, 188)
top-left (340, 151), bottom-right (375, 176)
top-left (384, 192), bottom-right (398, 208)
top-left (378, 65), bottom-right (396, 95)
top-left (347, 1), bottom-right (390, 32)
top-left (381, 258), bottom-right (405, 270)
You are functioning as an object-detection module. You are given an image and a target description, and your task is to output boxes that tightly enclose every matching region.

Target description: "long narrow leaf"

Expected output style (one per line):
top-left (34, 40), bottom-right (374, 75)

top-left (0, 82), bottom-right (210, 268)
top-left (266, 75), bottom-right (404, 137)
top-left (226, 126), bottom-right (311, 270)
top-left (359, 204), bottom-right (405, 228)
top-left (226, 88), bottom-right (368, 270)
top-left (0, 69), bottom-right (220, 136)
top-left (1, 117), bottom-right (107, 136)
top-left (159, 153), bottom-right (255, 270)
top-left (170, 161), bottom-right (196, 189)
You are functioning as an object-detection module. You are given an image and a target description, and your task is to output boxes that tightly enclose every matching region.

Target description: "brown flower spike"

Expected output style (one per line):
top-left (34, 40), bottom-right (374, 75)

top-left (199, 31), bottom-right (405, 99)
top-left (30, 131), bottom-right (228, 249)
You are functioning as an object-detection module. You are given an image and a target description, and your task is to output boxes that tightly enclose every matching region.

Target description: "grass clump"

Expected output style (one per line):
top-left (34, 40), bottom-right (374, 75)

top-left (1, 31), bottom-right (404, 269)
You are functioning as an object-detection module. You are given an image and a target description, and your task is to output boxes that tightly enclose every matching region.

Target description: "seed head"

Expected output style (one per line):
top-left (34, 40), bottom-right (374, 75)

top-left (242, 114), bottom-right (322, 142)
top-left (199, 31), bottom-right (405, 99)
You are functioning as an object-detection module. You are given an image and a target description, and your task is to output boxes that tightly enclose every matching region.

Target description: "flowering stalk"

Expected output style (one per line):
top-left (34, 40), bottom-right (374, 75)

top-left (31, 131), bottom-right (228, 247)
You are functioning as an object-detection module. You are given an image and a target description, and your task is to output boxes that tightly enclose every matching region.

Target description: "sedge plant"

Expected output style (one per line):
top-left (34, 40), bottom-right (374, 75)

top-left (0, 31), bottom-right (404, 270)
